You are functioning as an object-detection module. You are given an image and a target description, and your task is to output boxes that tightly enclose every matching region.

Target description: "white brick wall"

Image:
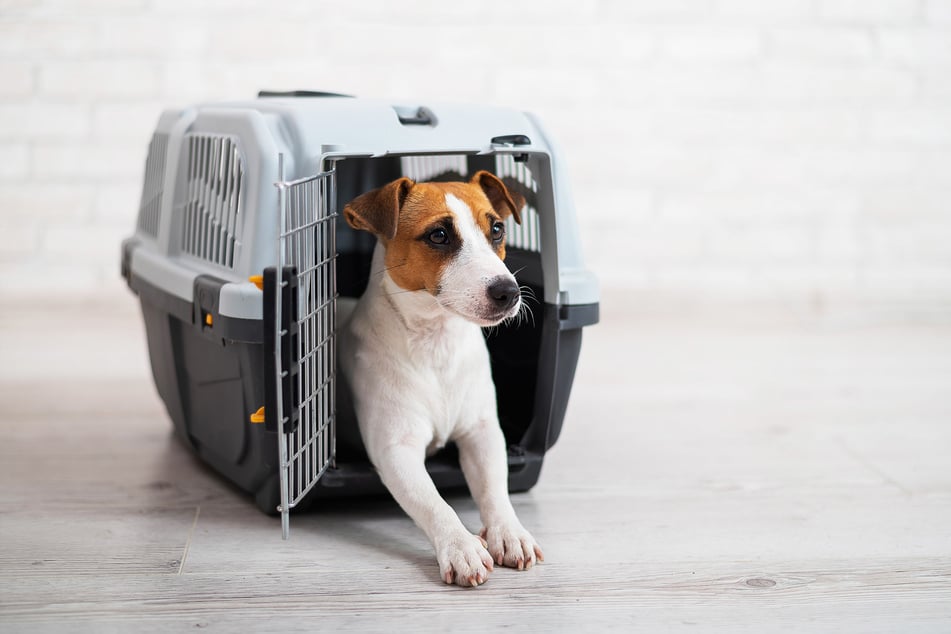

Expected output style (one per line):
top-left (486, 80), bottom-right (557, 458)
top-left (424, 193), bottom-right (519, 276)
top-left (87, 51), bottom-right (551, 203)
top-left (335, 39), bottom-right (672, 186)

top-left (1, 0), bottom-right (950, 304)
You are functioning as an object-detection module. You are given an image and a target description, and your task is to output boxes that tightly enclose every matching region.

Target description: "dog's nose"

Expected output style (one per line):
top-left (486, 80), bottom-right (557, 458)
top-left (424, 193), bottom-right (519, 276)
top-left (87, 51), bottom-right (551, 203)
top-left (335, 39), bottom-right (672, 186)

top-left (487, 277), bottom-right (520, 311)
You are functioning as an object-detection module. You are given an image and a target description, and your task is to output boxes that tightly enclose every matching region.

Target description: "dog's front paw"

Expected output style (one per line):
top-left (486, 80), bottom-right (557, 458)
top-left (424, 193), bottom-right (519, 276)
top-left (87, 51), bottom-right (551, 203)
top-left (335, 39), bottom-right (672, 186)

top-left (436, 532), bottom-right (495, 587)
top-left (481, 522), bottom-right (544, 571)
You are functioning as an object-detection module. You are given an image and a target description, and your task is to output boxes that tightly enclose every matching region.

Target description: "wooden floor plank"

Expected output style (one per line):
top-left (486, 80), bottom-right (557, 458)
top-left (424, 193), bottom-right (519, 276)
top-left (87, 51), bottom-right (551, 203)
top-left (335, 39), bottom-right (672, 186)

top-left (2, 560), bottom-right (949, 633)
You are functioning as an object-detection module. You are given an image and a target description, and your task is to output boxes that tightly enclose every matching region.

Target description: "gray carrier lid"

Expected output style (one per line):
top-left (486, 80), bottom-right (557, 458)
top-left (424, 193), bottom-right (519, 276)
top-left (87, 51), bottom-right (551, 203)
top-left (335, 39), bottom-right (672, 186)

top-left (125, 93), bottom-right (599, 320)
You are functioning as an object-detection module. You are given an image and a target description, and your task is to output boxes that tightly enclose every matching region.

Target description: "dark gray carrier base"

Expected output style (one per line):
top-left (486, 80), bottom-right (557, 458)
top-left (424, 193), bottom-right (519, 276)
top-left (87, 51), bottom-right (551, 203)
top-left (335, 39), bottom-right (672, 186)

top-left (126, 246), bottom-right (598, 515)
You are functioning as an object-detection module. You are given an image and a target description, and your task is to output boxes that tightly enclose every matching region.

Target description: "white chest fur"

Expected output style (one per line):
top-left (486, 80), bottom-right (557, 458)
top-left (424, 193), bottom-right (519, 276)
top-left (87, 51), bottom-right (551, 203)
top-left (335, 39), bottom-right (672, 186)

top-left (340, 245), bottom-right (498, 456)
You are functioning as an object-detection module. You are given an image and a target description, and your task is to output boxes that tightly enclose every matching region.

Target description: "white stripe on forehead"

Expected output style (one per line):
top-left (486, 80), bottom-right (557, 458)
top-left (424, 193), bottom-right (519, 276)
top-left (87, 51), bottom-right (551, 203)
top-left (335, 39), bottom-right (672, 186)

top-left (439, 192), bottom-right (516, 315)
top-left (444, 193), bottom-right (483, 246)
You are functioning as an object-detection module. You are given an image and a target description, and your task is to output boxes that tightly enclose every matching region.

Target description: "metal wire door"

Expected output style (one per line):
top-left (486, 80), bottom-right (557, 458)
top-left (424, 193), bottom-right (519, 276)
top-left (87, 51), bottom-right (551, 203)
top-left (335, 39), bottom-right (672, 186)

top-left (270, 157), bottom-right (337, 539)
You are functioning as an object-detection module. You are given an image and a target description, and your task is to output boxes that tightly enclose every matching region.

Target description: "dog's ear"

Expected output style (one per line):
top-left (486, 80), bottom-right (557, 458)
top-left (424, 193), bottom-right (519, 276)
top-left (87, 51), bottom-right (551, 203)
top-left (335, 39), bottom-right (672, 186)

top-left (471, 170), bottom-right (524, 225)
top-left (343, 177), bottom-right (415, 240)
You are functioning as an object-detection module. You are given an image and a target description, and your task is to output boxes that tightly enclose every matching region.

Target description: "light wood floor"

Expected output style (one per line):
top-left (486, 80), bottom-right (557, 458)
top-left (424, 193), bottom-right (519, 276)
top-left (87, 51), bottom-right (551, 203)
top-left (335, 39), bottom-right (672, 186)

top-left (1, 291), bottom-right (949, 632)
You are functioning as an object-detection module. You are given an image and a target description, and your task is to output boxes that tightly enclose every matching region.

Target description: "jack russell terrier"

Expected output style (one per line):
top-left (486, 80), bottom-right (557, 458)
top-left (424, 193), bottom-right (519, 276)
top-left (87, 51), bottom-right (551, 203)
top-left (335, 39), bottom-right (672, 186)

top-left (339, 170), bottom-right (543, 587)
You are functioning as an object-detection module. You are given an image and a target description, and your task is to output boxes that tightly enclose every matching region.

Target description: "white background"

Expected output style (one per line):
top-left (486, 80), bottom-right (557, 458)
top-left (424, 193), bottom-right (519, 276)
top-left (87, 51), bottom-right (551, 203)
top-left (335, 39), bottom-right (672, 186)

top-left (2, 0), bottom-right (950, 306)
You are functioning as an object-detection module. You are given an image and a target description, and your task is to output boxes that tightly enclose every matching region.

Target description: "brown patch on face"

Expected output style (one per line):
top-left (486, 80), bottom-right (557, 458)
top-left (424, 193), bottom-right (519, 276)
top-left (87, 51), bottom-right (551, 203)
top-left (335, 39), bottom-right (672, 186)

top-left (384, 182), bottom-right (508, 293)
top-left (383, 184), bottom-right (457, 294)
top-left (345, 174), bottom-right (525, 294)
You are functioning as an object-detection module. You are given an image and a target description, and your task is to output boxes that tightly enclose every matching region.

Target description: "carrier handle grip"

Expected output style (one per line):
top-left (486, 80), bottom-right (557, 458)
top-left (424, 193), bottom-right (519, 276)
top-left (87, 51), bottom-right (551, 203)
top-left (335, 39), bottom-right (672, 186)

top-left (394, 105), bottom-right (438, 126)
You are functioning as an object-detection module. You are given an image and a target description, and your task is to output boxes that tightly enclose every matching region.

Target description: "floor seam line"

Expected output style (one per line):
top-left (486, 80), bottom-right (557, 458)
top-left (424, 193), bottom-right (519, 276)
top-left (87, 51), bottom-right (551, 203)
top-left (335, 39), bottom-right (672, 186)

top-left (835, 437), bottom-right (913, 498)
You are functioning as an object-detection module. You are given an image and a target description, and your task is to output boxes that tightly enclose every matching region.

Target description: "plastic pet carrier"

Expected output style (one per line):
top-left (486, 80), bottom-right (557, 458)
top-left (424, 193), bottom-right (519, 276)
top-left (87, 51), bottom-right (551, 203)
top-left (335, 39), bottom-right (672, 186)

top-left (121, 91), bottom-right (599, 537)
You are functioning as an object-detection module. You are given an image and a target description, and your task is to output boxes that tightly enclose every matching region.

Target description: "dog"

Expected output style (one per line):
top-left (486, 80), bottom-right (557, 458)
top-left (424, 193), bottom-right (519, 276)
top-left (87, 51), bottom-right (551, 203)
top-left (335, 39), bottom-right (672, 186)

top-left (339, 170), bottom-right (543, 587)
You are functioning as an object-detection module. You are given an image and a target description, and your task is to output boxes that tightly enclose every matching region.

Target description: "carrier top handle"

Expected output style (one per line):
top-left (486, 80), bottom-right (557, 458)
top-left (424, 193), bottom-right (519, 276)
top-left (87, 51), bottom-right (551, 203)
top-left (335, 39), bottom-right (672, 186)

top-left (257, 90), bottom-right (354, 98)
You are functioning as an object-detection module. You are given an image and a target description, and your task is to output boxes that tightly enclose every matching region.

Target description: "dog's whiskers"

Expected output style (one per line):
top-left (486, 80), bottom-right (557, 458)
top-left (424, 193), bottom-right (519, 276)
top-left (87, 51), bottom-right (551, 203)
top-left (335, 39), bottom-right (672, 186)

top-left (384, 286), bottom-right (427, 296)
top-left (518, 301), bottom-right (536, 328)
top-left (518, 285), bottom-right (539, 305)
top-left (373, 261), bottom-right (409, 277)
top-left (377, 273), bottom-right (536, 331)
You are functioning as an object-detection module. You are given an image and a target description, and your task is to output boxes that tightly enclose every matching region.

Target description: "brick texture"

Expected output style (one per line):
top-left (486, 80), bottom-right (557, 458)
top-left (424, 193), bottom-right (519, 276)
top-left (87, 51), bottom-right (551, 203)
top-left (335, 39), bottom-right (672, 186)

top-left (1, 0), bottom-right (949, 302)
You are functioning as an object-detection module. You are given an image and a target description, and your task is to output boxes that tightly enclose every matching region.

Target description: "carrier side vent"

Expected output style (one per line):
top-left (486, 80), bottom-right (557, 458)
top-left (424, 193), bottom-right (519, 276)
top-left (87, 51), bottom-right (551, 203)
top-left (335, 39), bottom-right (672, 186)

top-left (495, 154), bottom-right (541, 252)
top-left (181, 134), bottom-right (244, 269)
top-left (137, 132), bottom-right (168, 237)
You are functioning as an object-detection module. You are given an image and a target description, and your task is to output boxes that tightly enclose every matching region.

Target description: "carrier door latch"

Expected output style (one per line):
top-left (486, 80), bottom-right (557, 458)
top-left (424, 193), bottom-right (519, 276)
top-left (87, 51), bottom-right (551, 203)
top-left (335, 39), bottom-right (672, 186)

top-left (194, 275), bottom-right (225, 332)
top-left (490, 135), bottom-right (531, 163)
top-left (262, 266), bottom-right (301, 434)
top-left (490, 134), bottom-right (531, 146)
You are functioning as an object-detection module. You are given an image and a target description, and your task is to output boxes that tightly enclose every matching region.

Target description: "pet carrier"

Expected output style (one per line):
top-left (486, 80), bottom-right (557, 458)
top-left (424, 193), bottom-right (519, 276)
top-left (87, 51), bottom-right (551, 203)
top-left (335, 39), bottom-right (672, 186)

top-left (121, 91), bottom-right (599, 537)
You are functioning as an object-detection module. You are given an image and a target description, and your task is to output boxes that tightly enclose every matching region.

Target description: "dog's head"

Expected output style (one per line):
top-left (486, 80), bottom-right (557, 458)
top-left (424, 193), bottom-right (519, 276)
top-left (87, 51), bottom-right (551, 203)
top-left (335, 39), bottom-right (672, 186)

top-left (343, 170), bottom-right (525, 326)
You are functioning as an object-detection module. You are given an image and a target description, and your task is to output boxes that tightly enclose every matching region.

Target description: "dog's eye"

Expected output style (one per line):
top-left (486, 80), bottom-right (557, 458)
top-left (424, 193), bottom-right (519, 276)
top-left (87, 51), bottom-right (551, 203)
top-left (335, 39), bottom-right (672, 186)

top-left (428, 228), bottom-right (449, 245)
top-left (491, 221), bottom-right (505, 242)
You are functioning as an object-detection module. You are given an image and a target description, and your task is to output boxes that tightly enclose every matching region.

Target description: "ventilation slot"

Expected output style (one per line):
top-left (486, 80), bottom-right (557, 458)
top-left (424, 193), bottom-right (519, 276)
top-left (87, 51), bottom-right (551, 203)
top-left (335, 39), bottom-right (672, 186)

top-left (137, 133), bottom-right (168, 237)
top-left (400, 155), bottom-right (468, 182)
top-left (181, 135), bottom-right (244, 268)
top-left (495, 155), bottom-right (541, 252)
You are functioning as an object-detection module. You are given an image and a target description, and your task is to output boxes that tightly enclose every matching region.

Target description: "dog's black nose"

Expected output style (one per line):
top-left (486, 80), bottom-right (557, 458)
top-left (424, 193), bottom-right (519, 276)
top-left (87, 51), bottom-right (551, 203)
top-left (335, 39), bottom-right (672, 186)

top-left (487, 277), bottom-right (520, 311)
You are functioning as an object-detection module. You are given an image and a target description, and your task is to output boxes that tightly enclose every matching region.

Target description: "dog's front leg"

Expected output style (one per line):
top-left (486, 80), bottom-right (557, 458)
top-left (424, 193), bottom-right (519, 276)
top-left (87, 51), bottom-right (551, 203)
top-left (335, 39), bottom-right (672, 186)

top-left (373, 441), bottom-right (495, 587)
top-left (456, 421), bottom-right (545, 570)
